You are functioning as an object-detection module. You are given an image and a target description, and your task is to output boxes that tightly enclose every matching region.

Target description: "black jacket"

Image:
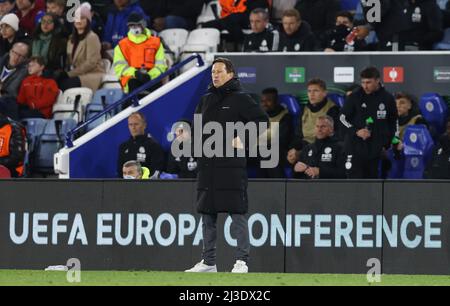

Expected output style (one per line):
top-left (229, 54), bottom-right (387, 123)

top-left (195, 78), bottom-right (269, 214)
top-left (340, 86), bottom-right (398, 160)
top-left (0, 29), bottom-right (30, 58)
top-left (295, 0), bottom-right (341, 37)
top-left (142, 0), bottom-right (204, 24)
top-left (267, 104), bottom-right (294, 160)
top-left (0, 114), bottom-right (26, 177)
top-left (294, 136), bottom-right (346, 179)
top-left (167, 153), bottom-right (198, 179)
top-left (117, 134), bottom-right (165, 177)
top-left (0, 54), bottom-right (29, 99)
top-left (362, 0), bottom-right (443, 50)
top-left (278, 21), bottom-right (317, 52)
top-left (323, 25), bottom-right (367, 51)
top-left (425, 135), bottom-right (450, 179)
top-left (243, 27), bottom-right (280, 52)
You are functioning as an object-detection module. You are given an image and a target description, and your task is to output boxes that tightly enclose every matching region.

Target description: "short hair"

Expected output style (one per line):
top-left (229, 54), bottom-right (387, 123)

top-left (250, 8), bottom-right (269, 21)
top-left (394, 92), bottom-right (416, 103)
top-left (129, 112), bottom-right (147, 125)
top-left (47, 0), bottom-right (66, 6)
top-left (360, 67), bottom-right (381, 79)
top-left (29, 56), bottom-right (46, 66)
top-left (317, 115), bottom-right (334, 129)
top-left (123, 160), bottom-right (143, 176)
top-left (282, 9), bottom-right (301, 21)
top-left (336, 11), bottom-right (354, 23)
top-left (307, 78), bottom-right (327, 91)
top-left (12, 42), bottom-right (31, 58)
top-left (262, 87), bottom-right (278, 102)
top-left (212, 57), bottom-right (235, 75)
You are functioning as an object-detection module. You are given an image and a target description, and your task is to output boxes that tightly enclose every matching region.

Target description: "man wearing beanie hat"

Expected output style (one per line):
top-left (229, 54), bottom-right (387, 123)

top-left (0, 13), bottom-right (28, 56)
top-left (15, 0), bottom-right (45, 36)
top-left (113, 12), bottom-right (167, 94)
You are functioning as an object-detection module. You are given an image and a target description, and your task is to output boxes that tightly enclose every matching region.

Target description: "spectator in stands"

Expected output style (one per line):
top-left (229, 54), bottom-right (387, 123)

top-left (323, 11), bottom-right (367, 52)
top-left (278, 8), bottom-right (316, 52)
top-left (0, 13), bottom-right (29, 57)
top-left (15, 0), bottom-right (45, 36)
top-left (166, 120), bottom-right (198, 179)
top-left (242, 8), bottom-right (279, 52)
top-left (31, 12), bottom-right (67, 77)
top-left (293, 115), bottom-right (345, 179)
top-left (287, 78), bottom-right (340, 166)
top-left (425, 117), bottom-right (450, 179)
top-left (294, 0), bottom-right (341, 41)
top-left (270, 0), bottom-right (298, 25)
top-left (255, 87), bottom-right (293, 178)
top-left (395, 92), bottom-right (427, 141)
top-left (17, 56), bottom-right (59, 119)
top-left (0, 42), bottom-right (29, 120)
top-left (58, 2), bottom-right (105, 91)
top-left (151, 0), bottom-right (204, 32)
top-left (357, 0), bottom-right (443, 51)
top-left (122, 160), bottom-right (150, 179)
top-left (113, 12), bottom-right (167, 94)
top-left (200, 0), bottom-right (269, 46)
top-left (0, 112), bottom-right (26, 177)
top-left (117, 112), bottom-right (165, 179)
top-left (46, 0), bottom-right (72, 37)
top-left (0, 0), bottom-right (16, 20)
top-left (102, 0), bottom-right (148, 50)
top-left (340, 67), bottom-right (398, 179)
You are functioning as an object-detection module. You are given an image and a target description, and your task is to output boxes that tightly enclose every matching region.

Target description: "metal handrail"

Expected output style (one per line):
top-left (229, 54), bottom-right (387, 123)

top-left (65, 54), bottom-right (205, 148)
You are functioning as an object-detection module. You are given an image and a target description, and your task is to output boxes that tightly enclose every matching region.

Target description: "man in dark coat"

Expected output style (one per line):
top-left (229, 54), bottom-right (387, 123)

top-left (425, 118), bottom-right (450, 179)
top-left (185, 57), bottom-right (269, 274)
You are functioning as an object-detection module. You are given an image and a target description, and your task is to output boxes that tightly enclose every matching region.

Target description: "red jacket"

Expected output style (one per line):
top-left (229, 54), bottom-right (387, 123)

top-left (17, 75), bottom-right (59, 119)
top-left (15, 0), bottom-right (45, 36)
top-left (220, 0), bottom-right (247, 18)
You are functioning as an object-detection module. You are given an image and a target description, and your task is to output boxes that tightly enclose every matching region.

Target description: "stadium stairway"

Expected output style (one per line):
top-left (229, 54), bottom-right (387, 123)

top-left (54, 54), bottom-right (212, 179)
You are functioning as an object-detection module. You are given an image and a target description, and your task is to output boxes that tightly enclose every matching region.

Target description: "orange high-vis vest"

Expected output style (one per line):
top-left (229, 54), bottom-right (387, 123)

top-left (0, 124), bottom-right (12, 158)
top-left (220, 0), bottom-right (247, 18)
top-left (118, 36), bottom-right (161, 88)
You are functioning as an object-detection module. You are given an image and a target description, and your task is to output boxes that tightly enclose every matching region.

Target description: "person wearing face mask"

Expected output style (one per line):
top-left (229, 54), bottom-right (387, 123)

top-left (122, 160), bottom-right (150, 180)
top-left (323, 11), bottom-right (367, 52)
top-left (113, 12), bottom-right (167, 94)
top-left (278, 9), bottom-right (317, 52)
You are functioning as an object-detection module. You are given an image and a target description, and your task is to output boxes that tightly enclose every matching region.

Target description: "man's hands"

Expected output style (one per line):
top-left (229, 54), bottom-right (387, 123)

top-left (356, 128), bottom-right (371, 140)
top-left (294, 162), bottom-right (320, 179)
top-left (287, 148), bottom-right (300, 165)
top-left (135, 70), bottom-right (151, 83)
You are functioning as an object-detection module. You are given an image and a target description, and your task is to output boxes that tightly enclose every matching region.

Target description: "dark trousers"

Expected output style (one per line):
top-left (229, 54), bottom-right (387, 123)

top-left (201, 213), bottom-right (250, 266)
top-left (347, 155), bottom-right (380, 179)
top-left (202, 13), bottom-right (249, 44)
top-left (59, 77), bottom-right (81, 91)
top-left (0, 97), bottom-right (18, 121)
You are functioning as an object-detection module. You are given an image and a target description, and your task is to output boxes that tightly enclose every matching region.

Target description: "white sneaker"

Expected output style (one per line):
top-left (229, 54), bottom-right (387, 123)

top-left (231, 260), bottom-right (248, 273)
top-left (185, 260), bottom-right (217, 273)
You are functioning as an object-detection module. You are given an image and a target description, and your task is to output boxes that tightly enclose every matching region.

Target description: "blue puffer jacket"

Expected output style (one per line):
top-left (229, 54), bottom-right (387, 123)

top-left (103, 0), bottom-right (149, 47)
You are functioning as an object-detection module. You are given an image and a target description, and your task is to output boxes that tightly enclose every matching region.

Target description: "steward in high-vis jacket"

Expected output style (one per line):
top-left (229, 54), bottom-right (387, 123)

top-left (113, 13), bottom-right (167, 94)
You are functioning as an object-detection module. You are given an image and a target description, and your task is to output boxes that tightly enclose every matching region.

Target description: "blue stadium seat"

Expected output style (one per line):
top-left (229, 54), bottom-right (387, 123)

top-left (20, 118), bottom-right (50, 176)
top-left (90, 88), bottom-right (124, 114)
top-left (419, 93), bottom-right (448, 137)
top-left (279, 94), bottom-right (302, 130)
top-left (385, 149), bottom-right (405, 179)
top-left (327, 93), bottom-right (345, 108)
top-left (34, 119), bottom-right (77, 174)
top-left (341, 0), bottom-right (360, 10)
top-left (433, 28), bottom-right (450, 50)
top-left (402, 125), bottom-right (435, 179)
top-left (85, 104), bottom-right (108, 132)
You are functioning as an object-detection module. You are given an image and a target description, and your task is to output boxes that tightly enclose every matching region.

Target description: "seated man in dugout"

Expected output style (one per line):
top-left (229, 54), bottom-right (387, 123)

top-left (293, 115), bottom-right (345, 179)
top-left (122, 160), bottom-right (150, 180)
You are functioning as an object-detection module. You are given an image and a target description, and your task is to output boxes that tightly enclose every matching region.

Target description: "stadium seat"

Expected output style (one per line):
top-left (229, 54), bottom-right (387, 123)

top-left (341, 0), bottom-right (360, 10)
top-left (101, 74), bottom-right (122, 90)
top-left (433, 28), bottom-right (450, 50)
top-left (34, 119), bottom-right (77, 174)
top-left (328, 93), bottom-right (346, 108)
top-left (20, 118), bottom-right (50, 176)
top-left (279, 94), bottom-right (302, 130)
top-left (91, 88), bottom-right (124, 109)
top-left (102, 59), bottom-right (112, 74)
top-left (419, 93), bottom-right (449, 137)
top-left (85, 104), bottom-right (108, 132)
top-left (196, 0), bottom-right (220, 24)
top-left (181, 28), bottom-right (221, 54)
top-left (159, 28), bottom-right (189, 60)
top-left (402, 125), bottom-right (435, 179)
top-left (385, 148), bottom-right (405, 179)
top-left (53, 88), bottom-right (94, 123)
top-left (0, 165), bottom-right (11, 178)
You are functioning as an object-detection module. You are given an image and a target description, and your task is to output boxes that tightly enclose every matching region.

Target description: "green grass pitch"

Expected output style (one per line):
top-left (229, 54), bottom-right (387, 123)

top-left (0, 270), bottom-right (450, 286)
